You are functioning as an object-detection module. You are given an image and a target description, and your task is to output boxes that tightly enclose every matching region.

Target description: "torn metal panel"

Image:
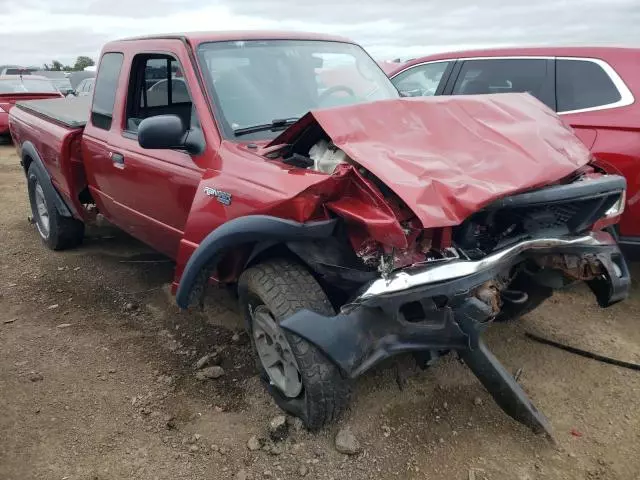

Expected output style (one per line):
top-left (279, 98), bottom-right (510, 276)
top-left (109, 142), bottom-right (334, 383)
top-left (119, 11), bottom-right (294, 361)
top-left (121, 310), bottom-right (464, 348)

top-left (268, 94), bottom-right (592, 229)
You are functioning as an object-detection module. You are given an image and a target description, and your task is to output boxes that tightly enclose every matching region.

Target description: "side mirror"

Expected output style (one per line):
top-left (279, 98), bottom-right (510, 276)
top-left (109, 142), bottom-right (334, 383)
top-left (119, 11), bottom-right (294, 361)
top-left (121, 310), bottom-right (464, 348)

top-left (137, 114), bottom-right (205, 155)
top-left (138, 114), bottom-right (187, 150)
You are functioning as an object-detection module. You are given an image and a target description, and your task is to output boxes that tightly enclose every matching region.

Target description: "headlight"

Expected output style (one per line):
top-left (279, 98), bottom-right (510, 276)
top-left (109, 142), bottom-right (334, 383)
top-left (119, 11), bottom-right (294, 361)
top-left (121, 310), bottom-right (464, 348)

top-left (605, 190), bottom-right (626, 218)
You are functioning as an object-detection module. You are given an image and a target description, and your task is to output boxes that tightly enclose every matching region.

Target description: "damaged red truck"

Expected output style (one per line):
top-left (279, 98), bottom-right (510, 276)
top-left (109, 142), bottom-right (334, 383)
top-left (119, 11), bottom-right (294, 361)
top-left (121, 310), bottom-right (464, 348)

top-left (8, 32), bottom-right (631, 436)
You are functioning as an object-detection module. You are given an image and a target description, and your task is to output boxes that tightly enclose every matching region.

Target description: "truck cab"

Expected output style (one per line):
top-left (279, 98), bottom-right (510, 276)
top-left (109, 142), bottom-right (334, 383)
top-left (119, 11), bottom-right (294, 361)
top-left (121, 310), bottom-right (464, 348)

top-left (8, 32), bottom-right (631, 437)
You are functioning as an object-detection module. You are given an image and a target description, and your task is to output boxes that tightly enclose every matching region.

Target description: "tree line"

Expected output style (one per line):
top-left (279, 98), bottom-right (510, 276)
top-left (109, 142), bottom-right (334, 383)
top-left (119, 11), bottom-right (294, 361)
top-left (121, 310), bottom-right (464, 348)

top-left (43, 56), bottom-right (95, 72)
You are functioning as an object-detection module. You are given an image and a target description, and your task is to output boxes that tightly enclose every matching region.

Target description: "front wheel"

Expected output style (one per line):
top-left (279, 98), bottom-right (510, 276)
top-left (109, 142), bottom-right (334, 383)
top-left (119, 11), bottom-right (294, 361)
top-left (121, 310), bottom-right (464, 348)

top-left (27, 163), bottom-right (84, 250)
top-left (238, 259), bottom-right (351, 431)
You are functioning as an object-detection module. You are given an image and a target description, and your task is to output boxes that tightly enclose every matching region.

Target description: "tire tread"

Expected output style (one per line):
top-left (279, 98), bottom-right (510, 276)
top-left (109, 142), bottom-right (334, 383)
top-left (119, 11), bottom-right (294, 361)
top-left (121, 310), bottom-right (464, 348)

top-left (240, 260), bottom-right (351, 430)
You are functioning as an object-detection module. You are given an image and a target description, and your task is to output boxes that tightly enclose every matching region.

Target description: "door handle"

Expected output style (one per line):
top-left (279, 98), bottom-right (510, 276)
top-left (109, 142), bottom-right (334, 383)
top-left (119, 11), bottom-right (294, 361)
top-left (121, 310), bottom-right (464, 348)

top-left (110, 152), bottom-right (125, 169)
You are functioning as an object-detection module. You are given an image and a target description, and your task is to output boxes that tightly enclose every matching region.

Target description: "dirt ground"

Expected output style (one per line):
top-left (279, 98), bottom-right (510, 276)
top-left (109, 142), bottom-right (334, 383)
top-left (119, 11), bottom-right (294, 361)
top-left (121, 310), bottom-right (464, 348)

top-left (1, 144), bottom-right (639, 480)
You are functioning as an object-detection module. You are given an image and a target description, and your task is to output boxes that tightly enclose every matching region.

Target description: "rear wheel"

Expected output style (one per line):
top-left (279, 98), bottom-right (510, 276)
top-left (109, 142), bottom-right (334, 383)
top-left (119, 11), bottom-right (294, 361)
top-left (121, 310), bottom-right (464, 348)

top-left (238, 259), bottom-right (351, 431)
top-left (27, 163), bottom-right (84, 250)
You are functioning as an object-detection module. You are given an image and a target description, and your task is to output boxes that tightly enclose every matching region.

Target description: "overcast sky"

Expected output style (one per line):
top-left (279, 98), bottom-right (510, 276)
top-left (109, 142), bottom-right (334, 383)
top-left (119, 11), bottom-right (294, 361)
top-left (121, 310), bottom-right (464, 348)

top-left (1, 0), bottom-right (639, 67)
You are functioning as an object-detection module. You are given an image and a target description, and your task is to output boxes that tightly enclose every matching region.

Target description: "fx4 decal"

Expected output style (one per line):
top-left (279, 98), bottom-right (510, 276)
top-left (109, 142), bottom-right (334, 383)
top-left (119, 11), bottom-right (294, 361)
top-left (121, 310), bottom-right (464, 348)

top-left (203, 187), bottom-right (232, 206)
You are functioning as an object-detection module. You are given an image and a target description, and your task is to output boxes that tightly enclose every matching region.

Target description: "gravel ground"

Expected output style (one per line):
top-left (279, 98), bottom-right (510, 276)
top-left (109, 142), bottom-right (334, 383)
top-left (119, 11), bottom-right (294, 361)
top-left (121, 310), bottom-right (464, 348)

top-left (0, 144), bottom-right (639, 480)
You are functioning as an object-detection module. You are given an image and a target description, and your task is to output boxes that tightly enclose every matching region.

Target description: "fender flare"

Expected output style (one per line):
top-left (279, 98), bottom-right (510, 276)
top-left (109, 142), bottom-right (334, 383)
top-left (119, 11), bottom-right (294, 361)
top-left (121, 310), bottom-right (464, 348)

top-left (175, 215), bottom-right (338, 309)
top-left (21, 141), bottom-right (74, 217)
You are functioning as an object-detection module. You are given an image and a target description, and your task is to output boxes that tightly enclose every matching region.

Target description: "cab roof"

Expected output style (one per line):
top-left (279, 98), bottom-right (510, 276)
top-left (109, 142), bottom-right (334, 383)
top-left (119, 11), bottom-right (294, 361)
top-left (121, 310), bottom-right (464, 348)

top-left (114, 30), bottom-right (355, 46)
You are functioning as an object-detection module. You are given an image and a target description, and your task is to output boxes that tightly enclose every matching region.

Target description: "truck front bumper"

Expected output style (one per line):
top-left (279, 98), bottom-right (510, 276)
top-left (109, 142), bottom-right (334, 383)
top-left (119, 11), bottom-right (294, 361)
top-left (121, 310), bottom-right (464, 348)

top-left (280, 231), bottom-right (630, 436)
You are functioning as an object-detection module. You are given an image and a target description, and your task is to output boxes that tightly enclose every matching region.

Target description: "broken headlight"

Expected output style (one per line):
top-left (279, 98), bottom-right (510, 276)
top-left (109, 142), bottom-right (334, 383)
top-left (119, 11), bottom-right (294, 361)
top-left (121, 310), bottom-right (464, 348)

top-left (605, 190), bottom-right (626, 218)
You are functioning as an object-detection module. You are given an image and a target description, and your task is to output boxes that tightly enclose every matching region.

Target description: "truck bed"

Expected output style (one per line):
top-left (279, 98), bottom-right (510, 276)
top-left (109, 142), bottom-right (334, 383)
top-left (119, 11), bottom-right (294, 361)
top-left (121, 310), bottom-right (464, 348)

top-left (15, 96), bottom-right (90, 129)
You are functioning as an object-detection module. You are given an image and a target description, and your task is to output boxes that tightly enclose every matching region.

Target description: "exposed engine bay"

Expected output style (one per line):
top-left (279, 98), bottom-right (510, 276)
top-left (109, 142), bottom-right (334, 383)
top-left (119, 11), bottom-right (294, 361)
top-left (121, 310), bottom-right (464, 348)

top-left (277, 131), bottom-right (624, 293)
top-left (276, 134), bottom-right (461, 278)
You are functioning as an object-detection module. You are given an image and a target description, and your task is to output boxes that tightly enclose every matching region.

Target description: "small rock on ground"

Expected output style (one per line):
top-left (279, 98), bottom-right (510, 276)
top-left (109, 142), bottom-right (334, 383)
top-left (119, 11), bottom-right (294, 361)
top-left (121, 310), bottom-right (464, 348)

top-left (269, 415), bottom-right (289, 441)
top-left (298, 465), bottom-right (309, 477)
top-left (29, 372), bottom-right (44, 382)
top-left (194, 353), bottom-right (218, 370)
top-left (195, 366), bottom-right (224, 380)
top-left (236, 469), bottom-right (248, 480)
top-left (335, 427), bottom-right (362, 455)
top-left (269, 444), bottom-right (283, 456)
top-left (247, 435), bottom-right (262, 451)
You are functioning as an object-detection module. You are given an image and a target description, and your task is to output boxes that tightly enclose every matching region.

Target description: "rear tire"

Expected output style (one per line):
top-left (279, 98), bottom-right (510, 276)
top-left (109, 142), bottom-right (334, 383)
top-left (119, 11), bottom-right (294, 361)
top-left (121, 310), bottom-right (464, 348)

top-left (238, 259), bottom-right (351, 431)
top-left (27, 163), bottom-right (84, 251)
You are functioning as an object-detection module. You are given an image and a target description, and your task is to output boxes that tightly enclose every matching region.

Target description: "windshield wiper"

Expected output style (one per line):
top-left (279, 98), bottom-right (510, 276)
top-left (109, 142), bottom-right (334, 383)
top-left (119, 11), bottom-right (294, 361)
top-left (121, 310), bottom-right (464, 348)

top-left (233, 117), bottom-right (300, 137)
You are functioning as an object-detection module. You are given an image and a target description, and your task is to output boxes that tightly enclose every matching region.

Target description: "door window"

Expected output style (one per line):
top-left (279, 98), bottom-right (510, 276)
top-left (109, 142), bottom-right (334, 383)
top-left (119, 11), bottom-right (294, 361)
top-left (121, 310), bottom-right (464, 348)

top-left (391, 62), bottom-right (452, 97)
top-left (452, 58), bottom-right (550, 105)
top-left (125, 54), bottom-right (196, 133)
top-left (556, 59), bottom-right (622, 112)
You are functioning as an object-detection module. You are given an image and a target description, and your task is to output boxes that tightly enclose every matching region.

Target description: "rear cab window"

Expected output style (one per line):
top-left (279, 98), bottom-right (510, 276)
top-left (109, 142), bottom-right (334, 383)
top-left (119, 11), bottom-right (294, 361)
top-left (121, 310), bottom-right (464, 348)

top-left (452, 58), bottom-right (554, 108)
top-left (556, 58), bottom-right (627, 113)
top-left (91, 52), bottom-right (124, 130)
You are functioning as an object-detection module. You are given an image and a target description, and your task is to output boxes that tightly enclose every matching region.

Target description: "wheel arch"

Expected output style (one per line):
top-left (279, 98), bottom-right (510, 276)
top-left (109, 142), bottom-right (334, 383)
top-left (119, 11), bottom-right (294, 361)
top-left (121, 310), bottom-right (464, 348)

top-left (175, 215), bottom-right (338, 309)
top-left (21, 141), bottom-right (74, 217)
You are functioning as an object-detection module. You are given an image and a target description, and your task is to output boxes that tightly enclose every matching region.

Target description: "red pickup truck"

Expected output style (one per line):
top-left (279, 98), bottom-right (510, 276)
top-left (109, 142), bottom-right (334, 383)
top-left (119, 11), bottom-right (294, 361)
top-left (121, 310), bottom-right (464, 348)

top-left (8, 31), bottom-right (630, 436)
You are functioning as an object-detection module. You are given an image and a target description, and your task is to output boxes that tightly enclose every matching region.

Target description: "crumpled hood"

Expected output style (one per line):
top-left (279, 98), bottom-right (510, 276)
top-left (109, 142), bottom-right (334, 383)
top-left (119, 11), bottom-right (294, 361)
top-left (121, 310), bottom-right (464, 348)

top-left (268, 94), bottom-right (591, 228)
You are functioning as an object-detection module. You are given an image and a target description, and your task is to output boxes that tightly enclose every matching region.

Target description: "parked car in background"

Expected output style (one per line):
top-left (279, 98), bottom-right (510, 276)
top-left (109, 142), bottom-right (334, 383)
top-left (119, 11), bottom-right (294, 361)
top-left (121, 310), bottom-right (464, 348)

top-left (51, 77), bottom-right (75, 96)
top-left (33, 71), bottom-right (76, 96)
top-left (8, 32), bottom-right (630, 436)
top-left (69, 70), bottom-right (95, 90)
top-left (74, 77), bottom-right (94, 96)
top-left (0, 66), bottom-right (36, 76)
top-left (377, 59), bottom-right (404, 75)
top-left (0, 75), bottom-right (63, 143)
top-left (386, 47), bottom-right (640, 255)
top-left (146, 78), bottom-right (189, 102)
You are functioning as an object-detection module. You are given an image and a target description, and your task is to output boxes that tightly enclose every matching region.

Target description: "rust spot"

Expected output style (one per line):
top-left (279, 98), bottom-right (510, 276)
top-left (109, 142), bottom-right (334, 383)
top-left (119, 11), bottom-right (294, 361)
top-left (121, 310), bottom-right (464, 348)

top-left (475, 280), bottom-right (502, 315)
top-left (536, 253), bottom-right (603, 281)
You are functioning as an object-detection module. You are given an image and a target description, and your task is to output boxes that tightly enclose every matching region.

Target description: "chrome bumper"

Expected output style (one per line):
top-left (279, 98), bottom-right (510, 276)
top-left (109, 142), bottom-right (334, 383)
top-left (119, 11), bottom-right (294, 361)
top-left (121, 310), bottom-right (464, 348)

top-left (352, 233), bottom-right (615, 304)
top-left (280, 231), bottom-right (629, 436)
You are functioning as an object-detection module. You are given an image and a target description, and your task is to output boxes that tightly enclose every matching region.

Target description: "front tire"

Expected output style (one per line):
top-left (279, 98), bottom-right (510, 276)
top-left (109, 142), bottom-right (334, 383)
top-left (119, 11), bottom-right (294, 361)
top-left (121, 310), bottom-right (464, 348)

top-left (27, 163), bottom-right (84, 250)
top-left (238, 259), bottom-right (351, 431)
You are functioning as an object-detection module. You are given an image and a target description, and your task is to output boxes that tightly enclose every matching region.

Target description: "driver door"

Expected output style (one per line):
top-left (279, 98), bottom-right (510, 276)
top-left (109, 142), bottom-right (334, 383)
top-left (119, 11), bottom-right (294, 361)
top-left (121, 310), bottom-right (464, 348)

top-left (84, 46), bottom-right (204, 259)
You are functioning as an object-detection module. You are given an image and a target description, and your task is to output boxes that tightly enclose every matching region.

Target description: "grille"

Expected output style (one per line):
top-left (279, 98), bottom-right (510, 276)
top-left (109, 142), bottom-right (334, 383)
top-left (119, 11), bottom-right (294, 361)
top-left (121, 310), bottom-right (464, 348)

top-left (513, 201), bottom-right (583, 232)
top-left (453, 196), bottom-right (616, 259)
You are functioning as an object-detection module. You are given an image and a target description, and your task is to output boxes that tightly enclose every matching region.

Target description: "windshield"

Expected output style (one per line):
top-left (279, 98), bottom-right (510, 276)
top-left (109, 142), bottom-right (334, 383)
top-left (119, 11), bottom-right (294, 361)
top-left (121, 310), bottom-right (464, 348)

top-left (197, 39), bottom-right (399, 140)
top-left (0, 78), bottom-right (58, 94)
